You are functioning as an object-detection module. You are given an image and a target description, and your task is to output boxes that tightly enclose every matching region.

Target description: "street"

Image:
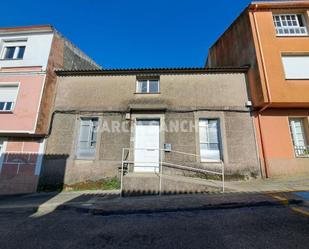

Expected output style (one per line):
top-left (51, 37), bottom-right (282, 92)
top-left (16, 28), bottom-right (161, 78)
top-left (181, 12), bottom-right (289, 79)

top-left (0, 193), bottom-right (308, 249)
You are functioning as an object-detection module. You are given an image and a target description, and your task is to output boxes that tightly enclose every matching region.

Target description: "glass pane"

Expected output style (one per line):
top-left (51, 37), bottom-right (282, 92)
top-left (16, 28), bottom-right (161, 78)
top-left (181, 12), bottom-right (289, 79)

top-left (200, 143), bottom-right (220, 161)
top-left (207, 143), bottom-right (219, 150)
top-left (199, 126), bottom-right (207, 143)
top-left (208, 129), bottom-right (219, 143)
top-left (79, 141), bottom-right (89, 149)
top-left (137, 80), bottom-right (147, 93)
top-left (199, 120), bottom-right (208, 126)
top-left (77, 148), bottom-right (96, 158)
top-left (136, 119), bottom-right (160, 126)
top-left (207, 120), bottom-right (219, 143)
top-left (149, 80), bottom-right (159, 93)
top-left (297, 14), bottom-right (304, 27)
top-left (290, 119), bottom-right (307, 147)
top-left (0, 102), bottom-right (4, 110)
top-left (17, 46), bottom-right (25, 59)
top-left (206, 148), bottom-right (221, 161)
top-left (5, 102), bottom-right (13, 111)
top-left (4, 47), bottom-right (15, 59)
top-left (80, 124), bottom-right (90, 142)
top-left (200, 144), bottom-right (207, 161)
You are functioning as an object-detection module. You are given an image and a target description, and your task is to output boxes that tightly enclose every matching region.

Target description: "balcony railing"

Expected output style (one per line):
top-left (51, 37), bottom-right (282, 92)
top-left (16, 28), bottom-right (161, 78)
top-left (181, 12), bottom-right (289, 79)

top-left (294, 146), bottom-right (309, 158)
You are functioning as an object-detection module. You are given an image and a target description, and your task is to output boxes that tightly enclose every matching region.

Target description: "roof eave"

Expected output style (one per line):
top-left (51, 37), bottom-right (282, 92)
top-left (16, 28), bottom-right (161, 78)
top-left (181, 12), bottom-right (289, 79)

top-left (55, 66), bottom-right (250, 76)
top-left (0, 25), bottom-right (54, 35)
top-left (249, 1), bottom-right (309, 10)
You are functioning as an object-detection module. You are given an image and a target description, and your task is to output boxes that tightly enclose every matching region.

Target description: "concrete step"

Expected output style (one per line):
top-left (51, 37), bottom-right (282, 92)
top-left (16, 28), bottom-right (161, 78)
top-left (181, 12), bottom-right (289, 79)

top-left (122, 173), bottom-right (223, 196)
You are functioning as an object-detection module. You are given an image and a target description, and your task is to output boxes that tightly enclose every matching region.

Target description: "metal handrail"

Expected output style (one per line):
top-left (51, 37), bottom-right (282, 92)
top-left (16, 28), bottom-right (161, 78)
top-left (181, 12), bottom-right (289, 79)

top-left (120, 147), bottom-right (225, 196)
top-left (294, 145), bottom-right (309, 157)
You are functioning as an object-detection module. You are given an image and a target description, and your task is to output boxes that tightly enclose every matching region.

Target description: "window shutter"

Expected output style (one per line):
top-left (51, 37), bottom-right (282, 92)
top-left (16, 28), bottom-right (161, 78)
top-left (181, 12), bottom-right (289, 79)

top-left (0, 86), bottom-right (18, 102)
top-left (76, 118), bottom-right (98, 159)
top-left (282, 56), bottom-right (309, 79)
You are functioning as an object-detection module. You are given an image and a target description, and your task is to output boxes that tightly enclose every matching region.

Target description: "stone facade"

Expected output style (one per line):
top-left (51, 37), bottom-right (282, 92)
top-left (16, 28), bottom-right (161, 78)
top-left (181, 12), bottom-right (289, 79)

top-left (0, 25), bottom-right (101, 195)
top-left (41, 69), bottom-right (261, 189)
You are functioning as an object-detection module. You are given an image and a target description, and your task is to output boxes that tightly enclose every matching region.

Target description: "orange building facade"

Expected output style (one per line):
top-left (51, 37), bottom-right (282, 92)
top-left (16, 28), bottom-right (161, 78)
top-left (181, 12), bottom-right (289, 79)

top-left (208, 1), bottom-right (309, 177)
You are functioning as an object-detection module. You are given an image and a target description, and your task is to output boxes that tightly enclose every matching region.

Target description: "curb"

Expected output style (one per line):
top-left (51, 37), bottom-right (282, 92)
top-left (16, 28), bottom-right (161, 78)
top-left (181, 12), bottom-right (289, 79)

top-left (59, 199), bottom-right (304, 216)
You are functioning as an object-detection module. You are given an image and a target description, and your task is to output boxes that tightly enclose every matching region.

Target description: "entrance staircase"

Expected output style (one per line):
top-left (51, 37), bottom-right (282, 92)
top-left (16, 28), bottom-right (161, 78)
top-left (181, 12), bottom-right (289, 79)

top-left (120, 148), bottom-right (224, 196)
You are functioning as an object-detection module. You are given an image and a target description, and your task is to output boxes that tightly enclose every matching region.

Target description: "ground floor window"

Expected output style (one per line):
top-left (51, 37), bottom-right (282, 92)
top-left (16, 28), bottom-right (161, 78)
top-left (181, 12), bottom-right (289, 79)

top-left (199, 119), bottom-right (222, 162)
top-left (0, 139), bottom-right (4, 157)
top-left (76, 117), bottom-right (99, 159)
top-left (289, 118), bottom-right (309, 157)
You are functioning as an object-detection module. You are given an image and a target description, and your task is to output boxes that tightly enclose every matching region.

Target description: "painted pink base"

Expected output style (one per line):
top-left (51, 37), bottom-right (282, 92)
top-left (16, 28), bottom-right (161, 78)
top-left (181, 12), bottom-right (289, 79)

top-left (0, 74), bottom-right (45, 132)
top-left (0, 139), bottom-right (42, 194)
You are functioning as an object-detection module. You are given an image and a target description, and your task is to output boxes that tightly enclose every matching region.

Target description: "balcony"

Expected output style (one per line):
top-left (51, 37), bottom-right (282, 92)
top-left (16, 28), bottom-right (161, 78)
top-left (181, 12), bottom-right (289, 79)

top-left (294, 146), bottom-right (309, 158)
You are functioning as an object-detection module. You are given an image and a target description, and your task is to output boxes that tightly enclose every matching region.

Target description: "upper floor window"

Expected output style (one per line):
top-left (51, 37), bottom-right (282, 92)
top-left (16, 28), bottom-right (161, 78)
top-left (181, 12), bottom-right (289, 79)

top-left (136, 79), bottom-right (159, 93)
top-left (273, 14), bottom-right (308, 36)
top-left (0, 85), bottom-right (19, 112)
top-left (2, 46), bottom-right (26, 60)
top-left (76, 117), bottom-right (99, 159)
top-left (282, 55), bottom-right (309, 79)
top-left (289, 118), bottom-right (309, 157)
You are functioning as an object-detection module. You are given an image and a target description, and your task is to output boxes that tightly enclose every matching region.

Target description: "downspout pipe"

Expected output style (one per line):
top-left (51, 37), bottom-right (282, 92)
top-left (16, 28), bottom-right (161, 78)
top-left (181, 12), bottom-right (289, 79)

top-left (251, 4), bottom-right (273, 178)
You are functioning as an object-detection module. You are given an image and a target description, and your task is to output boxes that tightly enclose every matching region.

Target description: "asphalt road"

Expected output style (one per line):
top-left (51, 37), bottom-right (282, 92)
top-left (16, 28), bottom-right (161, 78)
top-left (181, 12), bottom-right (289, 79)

top-left (0, 204), bottom-right (308, 249)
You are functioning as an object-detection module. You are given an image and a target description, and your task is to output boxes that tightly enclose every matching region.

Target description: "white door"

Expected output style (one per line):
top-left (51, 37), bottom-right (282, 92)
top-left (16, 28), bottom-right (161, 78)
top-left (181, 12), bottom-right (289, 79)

top-left (134, 119), bottom-right (160, 173)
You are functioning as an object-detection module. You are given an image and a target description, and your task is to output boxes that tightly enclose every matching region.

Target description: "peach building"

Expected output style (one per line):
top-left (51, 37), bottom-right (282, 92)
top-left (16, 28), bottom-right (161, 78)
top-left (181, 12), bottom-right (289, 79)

top-left (0, 25), bottom-right (100, 194)
top-left (208, 1), bottom-right (309, 177)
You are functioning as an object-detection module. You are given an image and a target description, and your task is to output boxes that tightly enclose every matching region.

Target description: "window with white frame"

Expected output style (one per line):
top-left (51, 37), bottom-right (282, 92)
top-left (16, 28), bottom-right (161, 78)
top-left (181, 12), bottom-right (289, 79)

top-left (0, 139), bottom-right (4, 157)
top-left (136, 79), bottom-right (159, 93)
top-left (2, 45), bottom-right (26, 60)
top-left (289, 118), bottom-right (309, 157)
top-left (76, 117), bottom-right (99, 159)
top-left (199, 119), bottom-right (222, 162)
top-left (0, 85), bottom-right (18, 112)
top-left (282, 55), bottom-right (309, 79)
top-left (273, 14), bottom-right (308, 36)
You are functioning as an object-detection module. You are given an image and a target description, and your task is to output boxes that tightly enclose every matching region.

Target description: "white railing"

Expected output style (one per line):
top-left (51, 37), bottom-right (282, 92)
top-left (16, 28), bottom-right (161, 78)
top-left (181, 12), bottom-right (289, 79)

top-left (120, 147), bottom-right (225, 196)
top-left (294, 145), bottom-right (309, 158)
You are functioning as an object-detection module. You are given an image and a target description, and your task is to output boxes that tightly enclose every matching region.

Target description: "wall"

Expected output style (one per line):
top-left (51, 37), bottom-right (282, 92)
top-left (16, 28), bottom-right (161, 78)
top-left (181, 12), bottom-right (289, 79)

top-left (254, 109), bottom-right (309, 177)
top-left (35, 31), bottom-right (101, 135)
top-left (0, 73), bottom-right (45, 133)
top-left (0, 32), bottom-right (54, 71)
top-left (253, 10), bottom-right (309, 107)
top-left (54, 73), bottom-right (250, 111)
top-left (208, 8), bottom-right (309, 107)
top-left (41, 72), bottom-right (260, 187)
top-left (207, 10), bottom-right (265, 107)
top-left (207, 6), bottom-right (309, 178)
top-left (0, 138), bottom-right (43, 195)
top-left (43, 110), bottom-right (260, 186)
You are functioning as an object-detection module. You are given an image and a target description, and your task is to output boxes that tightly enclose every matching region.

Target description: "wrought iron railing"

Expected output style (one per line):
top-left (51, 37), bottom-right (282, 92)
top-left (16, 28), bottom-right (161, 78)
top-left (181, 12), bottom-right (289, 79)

top-left (294, 146), bottom-right (309, 158)
top-left (120, 147), bottom-right (225, 196)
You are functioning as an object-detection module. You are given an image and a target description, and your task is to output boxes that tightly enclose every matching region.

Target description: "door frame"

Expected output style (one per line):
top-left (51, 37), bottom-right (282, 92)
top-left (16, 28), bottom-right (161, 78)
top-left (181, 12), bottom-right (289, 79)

top-left (130, 113), bottom-right (165, 172)
top-left (0, 138), bottom-right (8, 174)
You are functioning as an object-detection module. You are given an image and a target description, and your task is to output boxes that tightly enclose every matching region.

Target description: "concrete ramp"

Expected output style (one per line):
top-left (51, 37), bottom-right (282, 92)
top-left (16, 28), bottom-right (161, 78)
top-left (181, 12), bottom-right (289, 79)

top-left (122, 173), bottom-right (222, 196)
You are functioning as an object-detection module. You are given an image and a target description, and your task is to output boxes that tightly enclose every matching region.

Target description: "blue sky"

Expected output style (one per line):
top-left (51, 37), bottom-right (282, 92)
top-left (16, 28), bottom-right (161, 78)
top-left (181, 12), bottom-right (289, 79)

top-left (2, 0), bottom-right (252, 68)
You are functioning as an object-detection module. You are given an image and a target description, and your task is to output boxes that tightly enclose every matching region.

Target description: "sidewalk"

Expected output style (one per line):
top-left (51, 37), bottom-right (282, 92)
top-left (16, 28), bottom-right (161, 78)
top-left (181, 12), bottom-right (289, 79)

top-left (0, 176), bottom-right (308, 216)
top-left (224, 176), bottom-right (309, 193)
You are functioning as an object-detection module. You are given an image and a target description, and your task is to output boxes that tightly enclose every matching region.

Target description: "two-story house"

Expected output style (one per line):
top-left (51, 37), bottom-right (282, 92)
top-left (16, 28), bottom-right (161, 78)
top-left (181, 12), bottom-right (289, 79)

top-left (0, 25), bottom-right (100, 194)
top-left (207, 1), bottom-right (309, 177)
top-left (41, 68), bottom-right (261, 193)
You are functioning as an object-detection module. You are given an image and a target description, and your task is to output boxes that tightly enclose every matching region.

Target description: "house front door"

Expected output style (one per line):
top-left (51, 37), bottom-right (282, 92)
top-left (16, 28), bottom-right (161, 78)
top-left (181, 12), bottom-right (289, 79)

top-left (134, 119), bottom-right (160, 173)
